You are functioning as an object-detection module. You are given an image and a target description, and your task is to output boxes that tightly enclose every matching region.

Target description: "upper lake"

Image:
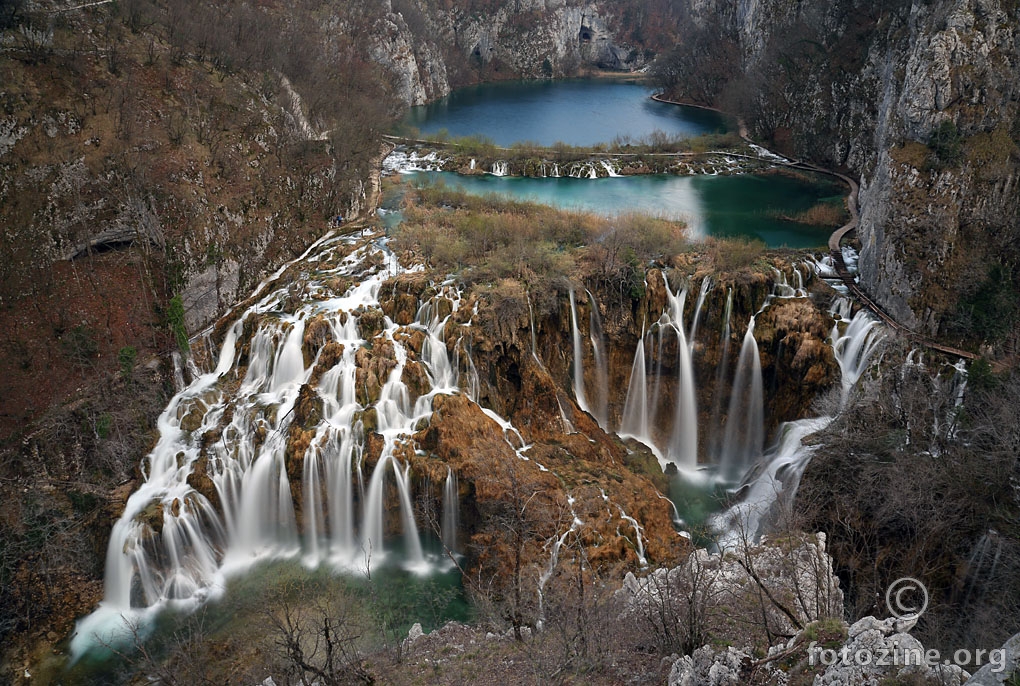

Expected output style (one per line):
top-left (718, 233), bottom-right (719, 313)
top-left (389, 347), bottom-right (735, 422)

top-left (393, 79), bottom-right (842, 248)
top-left (403, 79), bottom-right (728, 146)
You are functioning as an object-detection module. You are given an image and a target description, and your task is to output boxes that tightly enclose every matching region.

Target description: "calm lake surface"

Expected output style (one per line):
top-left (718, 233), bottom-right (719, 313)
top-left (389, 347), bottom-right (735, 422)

top-left (394, 79), bottom-right (843, 248)
top-left (403, 79), bottom-right (728, 146)
top-left (401, 170), bottom-right (844, 248)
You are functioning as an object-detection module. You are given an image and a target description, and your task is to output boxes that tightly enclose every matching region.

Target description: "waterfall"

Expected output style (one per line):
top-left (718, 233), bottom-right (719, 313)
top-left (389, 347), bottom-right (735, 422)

top-left (586, 290), bottom-right (609, 427)
top-left (458, 337), bottom-right (481, 403)
top-left (416, 297), bottom-right (458, 393)
top-left (619, 327), bottom-right (654, 457)
top-left (718, 316), bottom-right (764, 481)
top-left (171, 352), bottom-right (187, 392)
top-left (442, 467), bottom-right (459, 554)
top-left (616, 505), bottom-right (647, 567)
top-left (568, 288), bottom-right (591, 415)
top-left (770, 267), bottom-right (798, 298)
top-left (963, 531), bottom-right (1004, 608)
top-left (71, 236), bottom-right (474, 657)
top-left (648, 316), bottom-right (669, 432)
top-left (536, 497), bottom-right (582, 628)
top-left (831, 299), bottom-right (885, 406)
top-left (527, 295), bottom-right (540, 364)
top-left (664, 280), bottom-right (698, 470)
top-left (599, 160), bottom-right (621, 177)
top-left (708, 288), bottom-right (733, 461)
top-left (490, 160), bottom-right (508, 176)
top-left (688, 276), bottom-right (711, 350)
top-left (712, 304), bottom-right (885, 547)
top-left (469, 158), bottom-right (476, 170)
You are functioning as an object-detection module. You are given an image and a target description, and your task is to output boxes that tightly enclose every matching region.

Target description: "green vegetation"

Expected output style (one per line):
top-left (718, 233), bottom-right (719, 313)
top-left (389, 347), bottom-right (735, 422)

top-left (167, 295), bottom-right (190, 353)
top-left (94, 411), bottom-right (112, 439)
top-left (410, 129), bottom-right (744, 159)
top-left (769, 200), bottom-right (848, 227)
top-left (62, 324), bottom-right (98, 372)
top-left (801, 618), bottom-right (846, 649)
top-left (955, 263), bottom-right (1020, 343)
top-left (967, 357), bottom-right (1002, 390)
top-left (927, 119), bottom-right (964, 169)
top-left (117, 345), bottom-right (137, 378)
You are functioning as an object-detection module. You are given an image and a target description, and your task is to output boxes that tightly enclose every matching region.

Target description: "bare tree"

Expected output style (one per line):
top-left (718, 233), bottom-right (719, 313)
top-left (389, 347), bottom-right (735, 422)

top-left (264, 580), bottom-right (373, 686)
top-left (470, 454), bottom-right (565, 641)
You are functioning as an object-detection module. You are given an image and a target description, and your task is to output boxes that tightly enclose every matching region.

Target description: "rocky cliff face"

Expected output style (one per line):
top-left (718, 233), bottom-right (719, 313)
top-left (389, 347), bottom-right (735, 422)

top-left (372, 0), bottom-right (656, 106)
top-left (676, 0), bottom-right (1020, 343)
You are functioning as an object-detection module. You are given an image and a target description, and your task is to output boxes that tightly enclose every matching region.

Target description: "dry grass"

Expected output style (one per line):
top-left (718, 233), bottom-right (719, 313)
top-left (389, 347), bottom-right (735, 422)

top-left (702, 236), bottom-right (768, 273)
top-left (393, 184), bottom-right (689, 296)
top-left (786, 202), bottom-right (848, 227)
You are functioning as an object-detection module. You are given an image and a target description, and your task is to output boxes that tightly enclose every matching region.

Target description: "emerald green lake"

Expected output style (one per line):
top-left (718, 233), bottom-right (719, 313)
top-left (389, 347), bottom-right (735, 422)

top-left (393, 79), bottom-right (845, 248)
top-left (402, 170), bottom-right (843, 248)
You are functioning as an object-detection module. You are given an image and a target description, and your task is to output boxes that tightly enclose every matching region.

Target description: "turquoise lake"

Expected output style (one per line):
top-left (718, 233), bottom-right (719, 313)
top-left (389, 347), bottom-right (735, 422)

top-left (394, 79), bottom-right (844, 248)
top-left (400, 170), bottom-right (844, 248)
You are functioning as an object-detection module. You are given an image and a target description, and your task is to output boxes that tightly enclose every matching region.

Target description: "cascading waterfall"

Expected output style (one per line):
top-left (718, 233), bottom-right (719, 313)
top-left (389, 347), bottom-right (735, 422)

top-left (599, 160), bottom-right (621, 177)
top-left (70, 235), bottom-right (479, 657)
top-left (712, 304), bottom-right (885, 547)
top-left (568, 288), bottom-right (591, 416)
top-left (831, 300), bottom-right (885, 406)
top-left (707, 288), bottom-right (733, 460)
top-left (616, 275), bottom-right (700, 470)
top-left (718, 316), bottom-right (764, 480)
top-left (616, 505), bottom-right (647, 567)
top-left (688, 276), bottom-right (711, 350)
top-left (963, 530), bottom-right (1004, 607)
top-left (663, 280), bottom-right (698, 470)
top-left (442, 467), bottom-right (459, 554)
top-left (648, 315), bottom-right (669, 432)
top-left (619, 326), bottom-right (653, 454)
top-left (527, 296), bottom-right (540, 363)
top-left (171, 352), bottom-right (187, 392)
top-left (586, 290), bottom-right (609, 427)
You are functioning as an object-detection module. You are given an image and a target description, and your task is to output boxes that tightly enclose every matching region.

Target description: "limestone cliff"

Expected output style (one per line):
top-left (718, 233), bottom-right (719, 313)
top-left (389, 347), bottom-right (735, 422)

top-left (669, 0), bottom-right (1020, 345)
top-left (373, 0), bottom-right (665, 106)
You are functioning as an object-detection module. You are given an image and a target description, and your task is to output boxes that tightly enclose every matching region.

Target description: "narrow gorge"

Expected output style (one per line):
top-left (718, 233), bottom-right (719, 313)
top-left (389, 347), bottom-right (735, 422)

top-left (1, 0), bottom-right (1018, 684)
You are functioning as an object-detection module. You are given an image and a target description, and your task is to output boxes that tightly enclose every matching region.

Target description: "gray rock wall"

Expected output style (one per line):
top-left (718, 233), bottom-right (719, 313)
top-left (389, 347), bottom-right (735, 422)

top-left (686, 0), bottom-right (1020, 336)
top-left (373, 0), bottom-right (647, 106)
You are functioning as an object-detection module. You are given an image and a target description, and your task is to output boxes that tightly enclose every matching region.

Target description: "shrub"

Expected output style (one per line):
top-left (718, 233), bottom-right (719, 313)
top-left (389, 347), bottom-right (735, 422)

top-left (703, 236), bottom-right (767, 273)
top-left (956, 264), bottom-right (1020, 343)
top-left (167, 295), bottom-right (190, 353)
top-left (118, 345), bottom-right (138, 378)
top-left (927, 120), bottom-right (963, 169)
top-left (62, 324), bottom-right (98, 372)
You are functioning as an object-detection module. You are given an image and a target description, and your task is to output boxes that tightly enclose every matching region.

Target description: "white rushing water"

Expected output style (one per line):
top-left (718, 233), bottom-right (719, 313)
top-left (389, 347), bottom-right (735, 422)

top-left (70, 233), bottom-right (485, 657)
top-left (712, 300), bottom-right (886, 548)
top-left (616, 275), bottom-right (701, 473)
top-left (718, 316), bottom-right (764, 480)
top-left (568, 288), bottom-right (591, 417)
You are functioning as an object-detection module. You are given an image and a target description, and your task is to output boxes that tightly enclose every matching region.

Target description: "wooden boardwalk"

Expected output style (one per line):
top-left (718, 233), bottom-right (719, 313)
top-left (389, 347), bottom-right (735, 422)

top-left (652, 94), bottom-right (977, 359)
top-left (808, 166), bottom-right (977, 359)
top-left (394, 100), bottom-right (977, 360)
